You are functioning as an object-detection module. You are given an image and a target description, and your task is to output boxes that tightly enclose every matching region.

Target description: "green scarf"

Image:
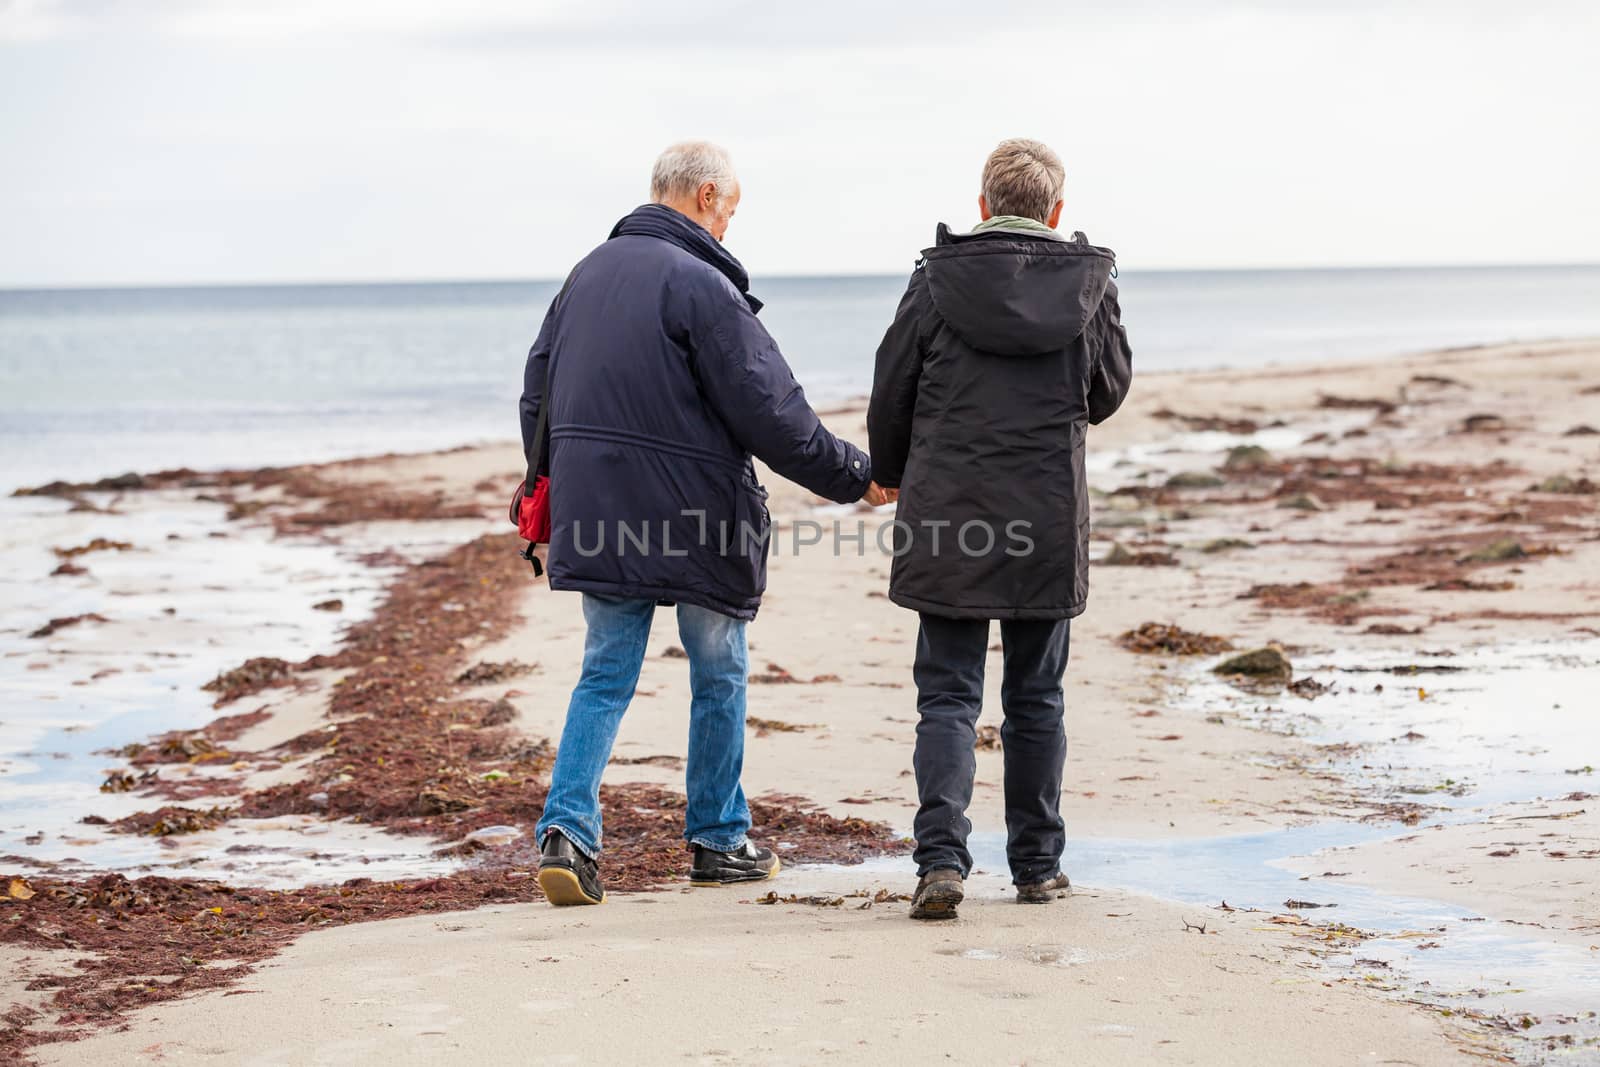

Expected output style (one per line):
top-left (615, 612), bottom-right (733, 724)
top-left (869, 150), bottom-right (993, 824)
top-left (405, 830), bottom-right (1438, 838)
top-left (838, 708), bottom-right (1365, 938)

top-left (969, 214), bottom-right (1056, 236)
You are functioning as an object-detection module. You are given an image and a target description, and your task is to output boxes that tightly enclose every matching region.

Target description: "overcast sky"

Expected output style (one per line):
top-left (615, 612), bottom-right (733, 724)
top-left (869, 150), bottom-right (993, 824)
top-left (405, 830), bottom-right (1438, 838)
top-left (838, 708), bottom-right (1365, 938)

top-left (3, 0), bottom-right (1597, 287)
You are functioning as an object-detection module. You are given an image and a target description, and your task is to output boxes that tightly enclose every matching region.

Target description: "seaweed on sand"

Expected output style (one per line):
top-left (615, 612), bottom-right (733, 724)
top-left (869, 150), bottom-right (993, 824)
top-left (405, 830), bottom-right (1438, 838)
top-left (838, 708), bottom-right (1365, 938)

top-left (6, 531), bottom-right (905, 1060)
top-left (1116, 623), bottom-right (1234, 656)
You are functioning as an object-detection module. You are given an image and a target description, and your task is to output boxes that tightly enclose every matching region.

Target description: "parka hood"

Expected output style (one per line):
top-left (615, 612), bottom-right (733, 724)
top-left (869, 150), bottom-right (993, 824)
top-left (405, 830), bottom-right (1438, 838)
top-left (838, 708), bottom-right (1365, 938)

top-left (921, 223), bottom-right (1116, 356)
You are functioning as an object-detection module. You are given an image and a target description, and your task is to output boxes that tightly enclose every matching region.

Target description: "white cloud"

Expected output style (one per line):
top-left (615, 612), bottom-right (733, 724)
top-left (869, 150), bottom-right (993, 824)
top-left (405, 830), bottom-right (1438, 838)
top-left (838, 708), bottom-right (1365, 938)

top-left (1, 1), bottom-right (1597, 285)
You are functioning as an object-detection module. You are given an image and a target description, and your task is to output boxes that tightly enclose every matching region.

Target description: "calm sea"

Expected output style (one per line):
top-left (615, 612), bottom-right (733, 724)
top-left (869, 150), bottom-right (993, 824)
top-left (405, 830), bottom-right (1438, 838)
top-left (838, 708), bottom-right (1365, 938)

top-left (3, 265), bottom-right (1598, 493)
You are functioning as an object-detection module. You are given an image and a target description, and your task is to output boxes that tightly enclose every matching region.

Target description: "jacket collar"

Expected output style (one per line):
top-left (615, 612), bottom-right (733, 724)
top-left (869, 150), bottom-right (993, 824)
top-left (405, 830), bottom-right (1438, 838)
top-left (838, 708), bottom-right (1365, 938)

top-left (610, 203), bottom-right (763, 312)
top-left (934, 221), bottom-right (1079, 247)
top-left (925, 223), bottom-right (1115, 265)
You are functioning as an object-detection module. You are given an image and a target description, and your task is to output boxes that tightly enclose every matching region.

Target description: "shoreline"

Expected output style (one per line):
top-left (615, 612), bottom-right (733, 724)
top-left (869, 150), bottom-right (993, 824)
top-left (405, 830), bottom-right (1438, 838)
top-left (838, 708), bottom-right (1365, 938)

top-left (3, 338), bottom-right (1598, 1063)
top-left (9, 332), bottom-right (1599, 501)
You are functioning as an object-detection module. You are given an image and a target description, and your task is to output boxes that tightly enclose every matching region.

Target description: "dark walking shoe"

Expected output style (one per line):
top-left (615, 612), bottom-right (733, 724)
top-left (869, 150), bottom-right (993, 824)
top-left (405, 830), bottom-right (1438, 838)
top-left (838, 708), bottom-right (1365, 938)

top-left (909, 869), bottom-right (965, 921)
top-left (689, 841), bottom-right (781, 886)
top-left (1016, 872), bottom-right (1071, 904)
top-left (537, 830), bottom-right (605, 906)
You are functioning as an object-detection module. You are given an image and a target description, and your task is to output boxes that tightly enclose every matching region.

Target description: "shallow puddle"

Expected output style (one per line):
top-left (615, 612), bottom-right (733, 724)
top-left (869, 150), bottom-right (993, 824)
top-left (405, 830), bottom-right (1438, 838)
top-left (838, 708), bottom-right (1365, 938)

top-left (934, 943), bottom-right (1113, 967)
top-left (0, 490), bottom-right (465, 885)
top-left (841, 638), bottom-right (1600, 1059)
top-left (1175, 639), bottom-right (1600, 809)
top-left (1147, 638), bottom-right (1600, 1056)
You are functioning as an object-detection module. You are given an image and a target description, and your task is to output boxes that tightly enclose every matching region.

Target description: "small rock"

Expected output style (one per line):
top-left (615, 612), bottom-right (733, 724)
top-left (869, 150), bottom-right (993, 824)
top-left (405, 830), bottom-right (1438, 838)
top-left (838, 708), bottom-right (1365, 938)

top-left (1199, 537), bottom-right (1254, 553)
top-left (307, 791), bottom-right (330, 810)
top-left (1461, 413), bottom-right (1506, 433)
top-left (1530, 475), bottom-right (1598, 495)
top-left (1213, 647), bottom-right (1292, 680)
top-left (1165, 471), bottom-right (1225, 489)
top-left (1102, 543), bottom-right (1179, 567)
top-left (1221, 445), bottom-right (1272, 471)
top-left (312, 598), bottom-right (344, 612)
top-left (1564, 424), bottom-right (1599, 437)
top-left (1460, 538), bottom-right (1525, 563)
top-left (1277, 493), bottom-right (1324, 511)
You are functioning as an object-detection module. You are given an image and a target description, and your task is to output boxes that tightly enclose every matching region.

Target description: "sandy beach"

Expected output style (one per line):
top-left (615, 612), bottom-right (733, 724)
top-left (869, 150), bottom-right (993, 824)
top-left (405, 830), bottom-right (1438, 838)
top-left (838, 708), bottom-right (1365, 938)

top-left (4, 339), bottom-right (1599, 1065)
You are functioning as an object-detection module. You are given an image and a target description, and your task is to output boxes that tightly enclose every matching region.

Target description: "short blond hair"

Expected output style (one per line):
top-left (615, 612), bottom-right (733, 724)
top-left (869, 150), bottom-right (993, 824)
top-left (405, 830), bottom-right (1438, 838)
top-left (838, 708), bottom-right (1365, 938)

top-left (981, 138), bottom-right (1065, 223)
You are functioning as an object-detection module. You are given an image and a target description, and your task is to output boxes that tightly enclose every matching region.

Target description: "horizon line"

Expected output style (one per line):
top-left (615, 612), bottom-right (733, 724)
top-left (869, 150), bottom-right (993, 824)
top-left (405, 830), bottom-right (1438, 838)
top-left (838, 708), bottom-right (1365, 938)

top-left (3, 259), bottom-right (1599, 295)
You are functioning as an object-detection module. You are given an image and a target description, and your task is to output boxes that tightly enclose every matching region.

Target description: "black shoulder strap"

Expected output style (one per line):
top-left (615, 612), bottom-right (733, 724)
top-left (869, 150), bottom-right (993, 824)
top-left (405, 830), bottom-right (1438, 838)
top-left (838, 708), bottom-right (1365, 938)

top-left (525, 355), bottom-right (551, 487)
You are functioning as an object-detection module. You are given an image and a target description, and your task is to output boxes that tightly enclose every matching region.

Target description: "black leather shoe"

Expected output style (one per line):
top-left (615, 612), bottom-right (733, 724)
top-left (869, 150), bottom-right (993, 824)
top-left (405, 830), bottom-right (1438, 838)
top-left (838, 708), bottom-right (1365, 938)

top-left (1016, 871), bottom-right (1071, 904)
top-left (537, 830), bottom-right (605, 905)
top-left (689, 841), bottom-right (780, 886)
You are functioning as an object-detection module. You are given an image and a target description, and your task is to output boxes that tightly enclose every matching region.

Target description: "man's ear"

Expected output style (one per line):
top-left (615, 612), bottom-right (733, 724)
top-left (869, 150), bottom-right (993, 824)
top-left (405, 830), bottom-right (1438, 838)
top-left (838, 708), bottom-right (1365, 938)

top-left (699, 181), bottom-right (717, 212)
top-left (978, 195), bottom-right (993, 222)
top-left (1046, 200), bottom-right (1064, 229)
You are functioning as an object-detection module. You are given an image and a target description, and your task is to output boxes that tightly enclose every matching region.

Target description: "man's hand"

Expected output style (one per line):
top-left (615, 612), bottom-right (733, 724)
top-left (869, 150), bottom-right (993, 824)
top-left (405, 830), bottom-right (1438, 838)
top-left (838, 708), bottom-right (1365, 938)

top-left (863, 481), bottom-right (898, 507)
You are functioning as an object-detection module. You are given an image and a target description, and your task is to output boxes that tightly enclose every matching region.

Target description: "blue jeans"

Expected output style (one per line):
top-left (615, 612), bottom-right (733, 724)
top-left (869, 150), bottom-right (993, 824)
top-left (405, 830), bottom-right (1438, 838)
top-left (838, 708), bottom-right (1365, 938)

top-left (535, 594), bottom-right (751, 859)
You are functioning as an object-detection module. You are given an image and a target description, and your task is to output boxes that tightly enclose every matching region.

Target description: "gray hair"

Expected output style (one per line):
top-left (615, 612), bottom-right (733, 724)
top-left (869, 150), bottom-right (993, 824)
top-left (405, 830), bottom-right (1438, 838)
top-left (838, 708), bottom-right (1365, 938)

top-left (650, 141), bottom-right (738, 205)
top-left (981, 138), bottom-right (1066, 222)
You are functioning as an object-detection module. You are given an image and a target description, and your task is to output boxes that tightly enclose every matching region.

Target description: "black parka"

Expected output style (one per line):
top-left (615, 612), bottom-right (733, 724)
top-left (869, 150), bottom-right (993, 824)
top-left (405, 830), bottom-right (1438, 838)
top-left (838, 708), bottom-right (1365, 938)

top-left (867, 224), bottom-right (1133, 620)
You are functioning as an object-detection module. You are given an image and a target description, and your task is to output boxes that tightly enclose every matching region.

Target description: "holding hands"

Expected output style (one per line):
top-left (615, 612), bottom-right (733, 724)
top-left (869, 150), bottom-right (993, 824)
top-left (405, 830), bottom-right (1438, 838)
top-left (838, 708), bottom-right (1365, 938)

top-left (863, 481), bottom-right (899, 507)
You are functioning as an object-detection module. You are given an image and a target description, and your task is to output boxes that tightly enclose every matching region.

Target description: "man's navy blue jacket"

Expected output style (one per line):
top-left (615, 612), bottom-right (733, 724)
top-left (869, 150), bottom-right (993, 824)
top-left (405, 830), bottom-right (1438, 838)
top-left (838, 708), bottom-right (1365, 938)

top-left (520, 204), bottom-right (872, 620)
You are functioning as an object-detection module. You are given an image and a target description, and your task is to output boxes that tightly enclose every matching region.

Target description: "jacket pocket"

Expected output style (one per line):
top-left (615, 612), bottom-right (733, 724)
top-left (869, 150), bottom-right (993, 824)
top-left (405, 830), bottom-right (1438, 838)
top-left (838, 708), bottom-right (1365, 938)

top-left (729, 479), bottom-right (771, 598)
top-left (1074, 512), bottom-right (1091, 606)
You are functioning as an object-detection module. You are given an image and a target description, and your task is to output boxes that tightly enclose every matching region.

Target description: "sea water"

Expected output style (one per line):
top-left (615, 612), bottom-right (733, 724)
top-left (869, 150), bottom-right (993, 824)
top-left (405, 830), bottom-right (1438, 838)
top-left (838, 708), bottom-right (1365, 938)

top-left (4, 264), bottom-right (1599, 494)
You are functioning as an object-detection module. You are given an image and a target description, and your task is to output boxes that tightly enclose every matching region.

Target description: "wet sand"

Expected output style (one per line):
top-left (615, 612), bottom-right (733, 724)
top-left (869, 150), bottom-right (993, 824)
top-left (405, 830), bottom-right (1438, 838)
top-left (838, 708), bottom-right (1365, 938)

top-left (5, 339), bottom-right (1599, 1064)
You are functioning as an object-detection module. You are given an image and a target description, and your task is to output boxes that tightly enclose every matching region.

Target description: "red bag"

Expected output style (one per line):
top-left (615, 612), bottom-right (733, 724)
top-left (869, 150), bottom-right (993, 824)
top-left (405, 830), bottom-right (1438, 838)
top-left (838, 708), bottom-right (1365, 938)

top-left (511, 476), bottom-right (551, 544)
top-left (512, 358), bottom-right (553, 576)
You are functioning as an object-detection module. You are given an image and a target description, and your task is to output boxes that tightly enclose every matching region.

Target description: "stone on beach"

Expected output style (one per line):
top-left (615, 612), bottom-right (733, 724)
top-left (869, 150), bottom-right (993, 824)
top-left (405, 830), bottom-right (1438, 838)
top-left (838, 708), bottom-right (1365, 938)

top-left (1200, 537), bottom-right (1255, 553)
top-left (1221, 444), bottom-right (1273, 471)
top-left (1165, 471), bottom-right (1225, 489)
top-left (1277, 493), bottom-right (1325, 511)
top-left (1459, 538), bottom-right (1526, 563)
top-left (1101, 543), bottom-right (1180, 566)
top-left (1530, 474), bottom-right (1598, 494)
top-left (1460, 413), bottom-right (1506, 433)
top-left (1212, 647), bottom-right (1292, 681)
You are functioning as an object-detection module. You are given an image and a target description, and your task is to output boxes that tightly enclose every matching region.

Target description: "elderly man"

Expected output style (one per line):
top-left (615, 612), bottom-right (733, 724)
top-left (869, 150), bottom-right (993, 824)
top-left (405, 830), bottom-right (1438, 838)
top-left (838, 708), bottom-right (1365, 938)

top-left (521, 141), bottom-right (887, 906)
top-left (868, 138), bottom-right (1134, 920)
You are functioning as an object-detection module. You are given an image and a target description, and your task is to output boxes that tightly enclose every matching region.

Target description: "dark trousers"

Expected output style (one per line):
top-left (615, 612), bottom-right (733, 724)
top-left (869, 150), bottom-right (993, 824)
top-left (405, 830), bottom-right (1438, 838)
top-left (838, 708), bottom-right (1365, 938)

top-left (911, 612), bottom-right (1071, 884)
